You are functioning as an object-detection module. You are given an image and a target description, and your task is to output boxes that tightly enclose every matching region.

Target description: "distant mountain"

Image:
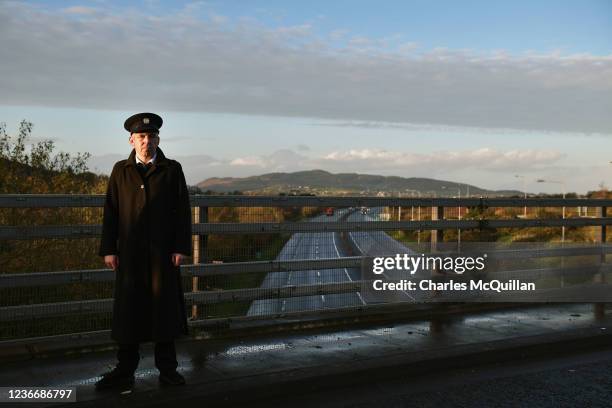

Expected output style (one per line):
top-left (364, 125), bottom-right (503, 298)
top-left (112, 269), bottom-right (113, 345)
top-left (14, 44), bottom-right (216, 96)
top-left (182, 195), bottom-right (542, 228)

top-left (197, 169), bottom-right (522, 196)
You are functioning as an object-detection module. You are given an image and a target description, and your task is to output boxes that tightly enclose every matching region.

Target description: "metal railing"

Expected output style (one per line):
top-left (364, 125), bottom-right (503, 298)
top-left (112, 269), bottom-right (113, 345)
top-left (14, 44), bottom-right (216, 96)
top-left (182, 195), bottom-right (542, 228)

top-left (0, 194), bottom-right (610, 344)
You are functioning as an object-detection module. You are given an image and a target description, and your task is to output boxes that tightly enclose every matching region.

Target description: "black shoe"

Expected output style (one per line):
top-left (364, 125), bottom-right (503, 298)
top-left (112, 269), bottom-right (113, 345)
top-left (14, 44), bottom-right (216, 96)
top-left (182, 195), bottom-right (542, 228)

top-left (159, 370), bottom-right (185, 386)
top-left (95, 368), bottom-right (135, 391)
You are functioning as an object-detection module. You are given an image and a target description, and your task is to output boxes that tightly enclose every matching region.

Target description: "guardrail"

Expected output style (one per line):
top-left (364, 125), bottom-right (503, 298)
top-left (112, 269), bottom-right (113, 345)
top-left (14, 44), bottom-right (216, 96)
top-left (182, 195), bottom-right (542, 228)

top-left (1, 194), bottom-right (611, 208)
top-left (2, 247), bottom-right (612, 289)
top-left (0, 194), bottom-right (610, 344)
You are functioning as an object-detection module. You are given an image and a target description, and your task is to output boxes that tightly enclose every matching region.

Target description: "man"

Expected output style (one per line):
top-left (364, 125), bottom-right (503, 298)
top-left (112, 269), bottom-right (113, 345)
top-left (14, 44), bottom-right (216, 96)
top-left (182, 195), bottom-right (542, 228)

top-left (96, 112), bottom-right (192, 390)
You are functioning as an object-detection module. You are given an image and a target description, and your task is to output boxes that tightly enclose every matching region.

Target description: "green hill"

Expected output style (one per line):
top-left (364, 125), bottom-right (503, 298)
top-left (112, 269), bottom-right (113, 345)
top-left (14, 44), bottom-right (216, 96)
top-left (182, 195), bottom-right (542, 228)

top-left (197, 169), bottom-right (521, 196)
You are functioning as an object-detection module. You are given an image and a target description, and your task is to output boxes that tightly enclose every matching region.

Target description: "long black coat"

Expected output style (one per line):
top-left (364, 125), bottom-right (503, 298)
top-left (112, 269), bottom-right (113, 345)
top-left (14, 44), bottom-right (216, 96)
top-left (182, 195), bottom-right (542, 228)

top-left (99, 147), bottom-right (191, 343)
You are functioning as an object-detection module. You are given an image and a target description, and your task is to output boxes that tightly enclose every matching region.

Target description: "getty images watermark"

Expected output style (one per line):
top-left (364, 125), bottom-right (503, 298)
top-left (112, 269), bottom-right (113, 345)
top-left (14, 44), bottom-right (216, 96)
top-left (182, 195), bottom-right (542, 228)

top-left (359, 250), bottom-right (547, 303)
top-left (358, 243), bottom-right (612, 302)
top-left (372, 254), bottom-right (535, 293)
top-left (370, 253), bottom-right (534, 293)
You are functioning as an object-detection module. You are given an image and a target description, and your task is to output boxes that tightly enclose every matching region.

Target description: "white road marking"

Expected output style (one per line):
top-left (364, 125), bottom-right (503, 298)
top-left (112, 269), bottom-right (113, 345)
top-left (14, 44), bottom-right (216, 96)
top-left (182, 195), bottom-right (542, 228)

top-left (332, 230), bottom-right (366, 306)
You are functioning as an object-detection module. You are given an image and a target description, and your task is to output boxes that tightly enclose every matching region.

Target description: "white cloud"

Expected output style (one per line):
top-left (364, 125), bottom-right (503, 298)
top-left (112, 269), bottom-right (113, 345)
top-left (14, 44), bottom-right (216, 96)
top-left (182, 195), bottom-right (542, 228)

top-left (319, 147), bottom-right (563, 172)
top-left (329, 29), bottom-right (349, 41)
top-left (229, 149), bottom-right (310, 169)
top-left (209, 13), bottom-right (227, 24)
top-left (61, 6), bottom-right (98, 15)
top-left (311, 119), bottom-right (612, 139)
top-left (1, 2), bottom-right (611, 134)
top-left (88, 147), bottom-right (567, 188)
top-left (230, 157), bottom-right (266, 167)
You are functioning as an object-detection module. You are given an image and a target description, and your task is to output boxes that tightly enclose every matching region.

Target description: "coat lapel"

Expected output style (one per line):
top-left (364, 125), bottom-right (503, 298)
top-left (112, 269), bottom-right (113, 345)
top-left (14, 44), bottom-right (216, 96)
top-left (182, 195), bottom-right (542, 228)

top-left (124, 148), bottom-right (169, 178)
top-left (147, 148), bottom-right (169, 176)
top-left (123, 149), bottom-right (144, 186)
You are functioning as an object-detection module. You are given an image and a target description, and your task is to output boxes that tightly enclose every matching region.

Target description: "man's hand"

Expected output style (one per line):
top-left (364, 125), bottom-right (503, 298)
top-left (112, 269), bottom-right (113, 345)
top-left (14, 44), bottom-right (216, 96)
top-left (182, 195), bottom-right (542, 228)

top-left (171, 253), bottom-right (188, 267)
top-left (104, 255), bottom-right (119, 271)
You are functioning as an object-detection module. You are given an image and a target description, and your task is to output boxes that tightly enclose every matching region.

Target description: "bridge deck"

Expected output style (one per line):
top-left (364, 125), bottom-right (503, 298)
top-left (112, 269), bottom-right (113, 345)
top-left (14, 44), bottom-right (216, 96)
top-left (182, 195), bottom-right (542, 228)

top-left (1, 304), bottom-right (611, 407)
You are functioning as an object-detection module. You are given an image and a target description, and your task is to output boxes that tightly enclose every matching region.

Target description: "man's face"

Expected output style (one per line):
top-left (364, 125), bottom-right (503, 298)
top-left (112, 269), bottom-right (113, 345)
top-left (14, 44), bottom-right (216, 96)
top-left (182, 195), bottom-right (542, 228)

top-left (129, 132), bottom-right (159, 160)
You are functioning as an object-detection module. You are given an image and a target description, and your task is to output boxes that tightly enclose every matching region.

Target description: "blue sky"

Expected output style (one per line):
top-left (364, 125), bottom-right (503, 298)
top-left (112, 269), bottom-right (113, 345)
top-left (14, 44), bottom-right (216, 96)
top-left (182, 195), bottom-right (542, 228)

top-left (1, 1), bottom-right (611, 193)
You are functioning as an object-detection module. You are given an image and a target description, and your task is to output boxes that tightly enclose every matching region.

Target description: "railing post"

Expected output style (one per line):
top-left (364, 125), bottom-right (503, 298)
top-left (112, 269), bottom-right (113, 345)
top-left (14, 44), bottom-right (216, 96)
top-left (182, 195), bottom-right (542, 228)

top-left (431, 205), bottom-right (444, 252)
top-left (595, 206), bottom-right (607, 320)
top-left (601, 206), bottom-right (607, 247)
top-left (430, 205), bottom-right (445, 301)
top-left (191, 205), bottom-right (208, 320)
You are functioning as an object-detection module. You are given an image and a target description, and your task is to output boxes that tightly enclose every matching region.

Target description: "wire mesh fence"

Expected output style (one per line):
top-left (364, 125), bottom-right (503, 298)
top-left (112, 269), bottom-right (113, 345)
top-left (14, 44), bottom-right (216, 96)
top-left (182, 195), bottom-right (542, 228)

top-left (0, 195), bottom-right (611, 342)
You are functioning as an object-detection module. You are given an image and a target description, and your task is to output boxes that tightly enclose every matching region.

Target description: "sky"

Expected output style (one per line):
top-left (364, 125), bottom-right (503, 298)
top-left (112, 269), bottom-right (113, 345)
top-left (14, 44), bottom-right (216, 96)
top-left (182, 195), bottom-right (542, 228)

top-left (0, 0), bottom-right (611, 193)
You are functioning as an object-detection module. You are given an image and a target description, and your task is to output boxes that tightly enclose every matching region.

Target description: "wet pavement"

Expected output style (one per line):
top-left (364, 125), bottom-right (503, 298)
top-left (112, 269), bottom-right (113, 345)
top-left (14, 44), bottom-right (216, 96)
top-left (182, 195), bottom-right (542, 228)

top-left (1, 303), bottom-right (611, 407)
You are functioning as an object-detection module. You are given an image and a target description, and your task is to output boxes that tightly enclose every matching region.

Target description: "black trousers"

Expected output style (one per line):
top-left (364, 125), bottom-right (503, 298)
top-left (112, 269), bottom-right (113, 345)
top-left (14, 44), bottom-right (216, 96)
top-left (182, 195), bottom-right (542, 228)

top-left (116, 341), bottom-right (178, 374)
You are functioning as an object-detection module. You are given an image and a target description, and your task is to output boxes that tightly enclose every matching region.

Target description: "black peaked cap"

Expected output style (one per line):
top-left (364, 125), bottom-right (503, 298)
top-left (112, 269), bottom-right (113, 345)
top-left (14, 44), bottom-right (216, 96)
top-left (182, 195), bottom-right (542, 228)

top-left (124, 112), bottom-right (163, 133)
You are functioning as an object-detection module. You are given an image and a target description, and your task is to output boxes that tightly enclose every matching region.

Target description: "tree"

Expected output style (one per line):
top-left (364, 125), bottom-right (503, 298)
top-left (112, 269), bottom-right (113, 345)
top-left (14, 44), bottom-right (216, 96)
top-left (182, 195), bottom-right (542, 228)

top-left (0, 120), bottom-right (101, 194)
top-left (0, 120), bottom-right (107, 275)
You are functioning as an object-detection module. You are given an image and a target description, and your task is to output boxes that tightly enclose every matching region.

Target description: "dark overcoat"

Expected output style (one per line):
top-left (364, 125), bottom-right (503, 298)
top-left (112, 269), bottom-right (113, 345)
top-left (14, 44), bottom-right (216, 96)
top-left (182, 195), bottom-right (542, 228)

top-left (99, 147), bottom-right (191, 343)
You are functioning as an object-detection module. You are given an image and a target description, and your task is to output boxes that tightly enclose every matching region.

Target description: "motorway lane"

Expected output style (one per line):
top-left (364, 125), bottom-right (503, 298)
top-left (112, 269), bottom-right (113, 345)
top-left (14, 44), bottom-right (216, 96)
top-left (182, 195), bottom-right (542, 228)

top-left (348, 207), bottom-right (416, 257)
top-left (247, 209), bottom-right (365, 316)
top-left (348, 208), bottom-right (428, 303)
top-left (348, 208), bottom-right (489, 303)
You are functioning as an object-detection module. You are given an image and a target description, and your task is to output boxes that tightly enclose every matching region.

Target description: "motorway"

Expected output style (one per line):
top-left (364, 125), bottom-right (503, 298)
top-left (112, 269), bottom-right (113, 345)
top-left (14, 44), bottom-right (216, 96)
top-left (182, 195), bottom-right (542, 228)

top-left (248, 207), bottom-right (419, 316)
top-left (348, 208), bottom-right (424, 304)
top-left (347, 207), bottom-right (416, 258)
top-left (247, 208), bottom-right (365, 316)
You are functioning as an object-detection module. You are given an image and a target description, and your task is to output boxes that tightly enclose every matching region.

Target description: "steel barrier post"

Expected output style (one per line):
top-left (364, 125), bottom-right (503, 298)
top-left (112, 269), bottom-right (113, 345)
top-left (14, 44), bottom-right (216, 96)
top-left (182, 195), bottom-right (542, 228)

top-left (595, 206), bottom-right (607, 320)
top-left (431, 205), bottom-right (444, 252)
top-left (191, 206), bottom-right (208, 320)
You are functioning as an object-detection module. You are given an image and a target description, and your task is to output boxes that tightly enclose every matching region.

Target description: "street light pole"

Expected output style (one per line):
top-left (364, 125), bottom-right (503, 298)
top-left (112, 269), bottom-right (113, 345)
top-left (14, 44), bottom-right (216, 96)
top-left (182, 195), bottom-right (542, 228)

top-left (458, 187), bottom-right (461, 251)
top-left (416, 191), bottom-right (421, 245)
top-left (515, 175), bottom-right (527, 218)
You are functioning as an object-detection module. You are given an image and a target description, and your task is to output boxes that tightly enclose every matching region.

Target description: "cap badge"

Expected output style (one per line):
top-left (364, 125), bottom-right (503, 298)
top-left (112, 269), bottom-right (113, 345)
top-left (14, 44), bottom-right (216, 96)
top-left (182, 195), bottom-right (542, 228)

top-left (143, 118), bottom-right (150, 124)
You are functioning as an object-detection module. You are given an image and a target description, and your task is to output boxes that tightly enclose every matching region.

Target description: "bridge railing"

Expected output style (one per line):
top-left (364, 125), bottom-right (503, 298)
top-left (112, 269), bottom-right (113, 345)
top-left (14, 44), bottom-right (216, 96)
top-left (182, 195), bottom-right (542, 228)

top-left (0, 194), bottom-right (610, 345)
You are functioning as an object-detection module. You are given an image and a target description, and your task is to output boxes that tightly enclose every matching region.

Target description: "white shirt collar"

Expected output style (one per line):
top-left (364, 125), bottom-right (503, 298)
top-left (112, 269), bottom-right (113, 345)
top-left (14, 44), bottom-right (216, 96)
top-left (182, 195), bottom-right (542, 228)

top-left (135, 151), bottom-right (157, 165)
